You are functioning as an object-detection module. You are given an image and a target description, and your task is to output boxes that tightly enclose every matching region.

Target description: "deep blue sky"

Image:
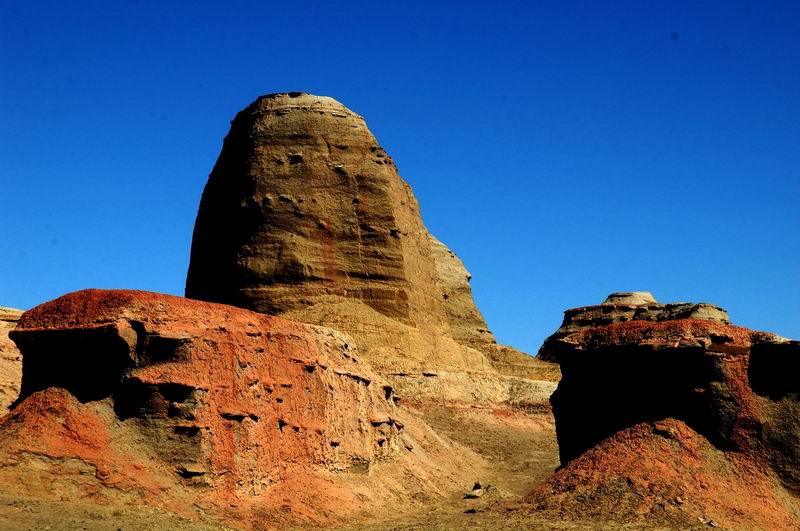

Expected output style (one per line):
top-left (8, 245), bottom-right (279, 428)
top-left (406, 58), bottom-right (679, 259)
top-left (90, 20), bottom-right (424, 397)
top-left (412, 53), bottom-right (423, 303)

top-left (1, 1), bottom-right (798, 352)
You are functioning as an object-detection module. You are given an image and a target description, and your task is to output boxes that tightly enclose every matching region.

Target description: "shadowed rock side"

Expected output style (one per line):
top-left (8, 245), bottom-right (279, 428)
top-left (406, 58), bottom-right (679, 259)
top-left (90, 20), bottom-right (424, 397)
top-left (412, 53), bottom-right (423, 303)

top-left (1, 290), bottom-right (484, 528)
top-left (0, 307), bottom-right (23, 415)
top-left (526, 294), bottom-right (800, 529)
top-left (185, 92), bottom-right (557, 402)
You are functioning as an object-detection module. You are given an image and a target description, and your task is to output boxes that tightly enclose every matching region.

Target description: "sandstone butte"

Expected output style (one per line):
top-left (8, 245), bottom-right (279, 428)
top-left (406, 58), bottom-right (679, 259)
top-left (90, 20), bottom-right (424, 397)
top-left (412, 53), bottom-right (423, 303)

top-left (523, 292), bottom-right (800, 529)
top-left (184, 92), bottom-right (558, 404)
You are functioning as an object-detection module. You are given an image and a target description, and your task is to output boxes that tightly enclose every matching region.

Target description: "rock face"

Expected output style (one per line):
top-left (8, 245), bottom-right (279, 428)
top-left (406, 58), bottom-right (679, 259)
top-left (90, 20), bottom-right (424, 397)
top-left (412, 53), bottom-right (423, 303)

top-left (185, 92), bottom-right (555, 397)
top-left (2, 290), bottom-right (480, 526)
top-left (529, 293), bottom-right (800, 528)
top-left (0, 307), bottom-right (23, 415)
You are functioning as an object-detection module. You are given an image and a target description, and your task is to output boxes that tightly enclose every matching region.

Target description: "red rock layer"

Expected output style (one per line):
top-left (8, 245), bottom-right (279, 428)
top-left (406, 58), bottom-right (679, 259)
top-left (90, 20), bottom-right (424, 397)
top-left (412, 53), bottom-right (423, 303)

top-left (1, 289), bottom-right (478, 526)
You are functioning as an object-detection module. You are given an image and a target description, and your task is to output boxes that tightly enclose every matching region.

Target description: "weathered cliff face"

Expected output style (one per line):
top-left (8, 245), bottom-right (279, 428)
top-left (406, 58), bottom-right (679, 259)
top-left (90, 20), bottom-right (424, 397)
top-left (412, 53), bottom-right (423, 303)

top-left (185, 93), bottom-right (556, 396)
top-left (428, 235), bottom-right (496, 352)
top-left (1, 290), bottom-right (483, 527)
top-left (0, 307), bottom-right (22, 415)
top-left (527, 293), bottom-right (800, 529)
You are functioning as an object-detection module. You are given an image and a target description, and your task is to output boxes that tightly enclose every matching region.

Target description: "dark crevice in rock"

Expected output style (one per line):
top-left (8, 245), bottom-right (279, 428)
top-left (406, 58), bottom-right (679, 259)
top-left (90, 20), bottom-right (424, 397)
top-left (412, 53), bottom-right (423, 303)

top-left (12, 326), bottom-right (135, 405)
top-left (551, 346), bottom-right (724, 464)
top-left (749, 341), bottom-right (799, 400)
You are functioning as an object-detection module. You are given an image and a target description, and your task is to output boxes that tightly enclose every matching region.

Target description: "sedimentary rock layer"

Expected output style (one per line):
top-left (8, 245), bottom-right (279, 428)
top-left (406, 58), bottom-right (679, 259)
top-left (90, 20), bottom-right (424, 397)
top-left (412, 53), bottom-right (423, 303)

top-left (538, 291), bottom-right (730, 362)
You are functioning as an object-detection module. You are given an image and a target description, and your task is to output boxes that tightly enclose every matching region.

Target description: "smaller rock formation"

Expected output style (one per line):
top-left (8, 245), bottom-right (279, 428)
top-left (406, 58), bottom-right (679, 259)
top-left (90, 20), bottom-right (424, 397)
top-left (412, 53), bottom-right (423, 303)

top-left (0, 307), bottom-right (23, 415)
top-left (529, 293), bottom-right (800, 528)
top-left (1, 290), bottom-right (481, 526)
top-left (537, 291), bottom-right (730, 362)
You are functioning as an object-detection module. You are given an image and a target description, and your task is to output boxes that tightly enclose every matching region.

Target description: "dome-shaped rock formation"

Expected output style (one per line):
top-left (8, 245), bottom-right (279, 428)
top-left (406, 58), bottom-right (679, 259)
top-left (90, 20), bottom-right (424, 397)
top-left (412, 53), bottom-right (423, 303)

top-left (185, 93), bottom-right (556, 401)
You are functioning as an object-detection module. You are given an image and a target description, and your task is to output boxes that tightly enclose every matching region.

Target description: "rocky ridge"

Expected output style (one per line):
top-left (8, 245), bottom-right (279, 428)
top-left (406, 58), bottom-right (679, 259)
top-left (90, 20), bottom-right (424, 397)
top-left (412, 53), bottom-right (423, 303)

top-left (185, 92), bottom-right (556, 403)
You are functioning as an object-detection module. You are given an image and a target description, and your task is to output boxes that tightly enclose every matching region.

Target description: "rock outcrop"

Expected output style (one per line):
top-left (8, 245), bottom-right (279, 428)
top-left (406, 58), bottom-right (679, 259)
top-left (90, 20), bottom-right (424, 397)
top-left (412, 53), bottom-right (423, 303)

top-left (528, 293), bottom-right (800, 528)
top-left (538, 291), bottom-right (730, 362)
top-left (185, 92), bottom-right (556, 401)
top-left (1, 289), bottom-right (482, 527)
top-left (0, 307), bottom-right (23, 415)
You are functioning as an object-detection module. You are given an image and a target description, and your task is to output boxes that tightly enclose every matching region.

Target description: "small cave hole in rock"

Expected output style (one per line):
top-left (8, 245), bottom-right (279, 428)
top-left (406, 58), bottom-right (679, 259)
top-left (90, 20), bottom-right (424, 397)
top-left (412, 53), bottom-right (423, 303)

top-left (749, 342), bottom-right (799, 400)
top-left (278, 419), bottom-right (288, 432)
top-left (174, 426), bottom-right (201, 437)
top-left (288, 154), bottom-right (303, 165)
top-left (177, 467), bottom-right (205, 479)
top-left (220, 412), bottom-right (247, 422)
top-left (14, 327), bottom-right (135, 404)
top-left (114, 381), bottom-right (200, 421)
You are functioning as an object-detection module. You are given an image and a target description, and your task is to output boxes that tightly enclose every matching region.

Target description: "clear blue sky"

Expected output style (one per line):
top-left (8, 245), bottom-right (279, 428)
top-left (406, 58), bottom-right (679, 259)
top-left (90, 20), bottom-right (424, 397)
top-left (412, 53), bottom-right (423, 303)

top-left (1, 1), bottom-right (798, 353)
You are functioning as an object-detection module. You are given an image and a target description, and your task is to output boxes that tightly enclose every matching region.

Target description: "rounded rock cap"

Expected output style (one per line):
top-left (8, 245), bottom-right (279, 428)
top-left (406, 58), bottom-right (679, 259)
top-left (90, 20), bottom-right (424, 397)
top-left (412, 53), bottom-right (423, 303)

top-left (248, 92), bottom-right (364, 119)
top-left (602, 292), bottom-right (657, 305)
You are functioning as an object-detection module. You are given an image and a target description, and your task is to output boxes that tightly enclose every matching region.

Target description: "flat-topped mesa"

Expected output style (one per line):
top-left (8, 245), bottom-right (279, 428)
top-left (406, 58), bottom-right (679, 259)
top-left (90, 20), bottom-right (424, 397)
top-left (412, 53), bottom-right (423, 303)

top-left (185, 92), bottom-right (555, 391)
top-left (538, 292), bottom-right (730, 362)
